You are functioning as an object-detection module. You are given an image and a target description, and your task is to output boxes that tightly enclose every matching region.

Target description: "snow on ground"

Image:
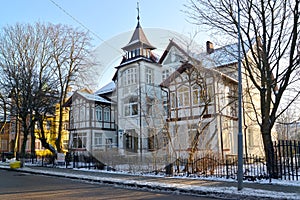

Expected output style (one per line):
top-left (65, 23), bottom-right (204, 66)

top-left (1, 161), bottom-right (299, 199)
top-left (22, 167), bottom-right (300, 199)
top-left (75, 165), bottom-right (300, 187)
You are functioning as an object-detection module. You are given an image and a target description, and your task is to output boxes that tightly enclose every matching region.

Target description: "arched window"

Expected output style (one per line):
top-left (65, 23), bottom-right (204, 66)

top-left (96, 106), bottom-right (102, 121)
top-left (104, 107), bottom-right (110, 122)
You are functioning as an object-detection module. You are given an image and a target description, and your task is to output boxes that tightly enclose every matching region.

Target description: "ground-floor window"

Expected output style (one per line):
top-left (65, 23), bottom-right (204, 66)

top-left (73, 132), bottom-right (87, 149)
top-left (125, 129), bottom-right (138, 152)
top-left (94, 132), bottom-right (103, 147)
top-left (106, 138), bottom-right (113, 149)
top-left (35, 140), bottom-right (43, 150)
top-left (62, 140), bottom-right (69, 150)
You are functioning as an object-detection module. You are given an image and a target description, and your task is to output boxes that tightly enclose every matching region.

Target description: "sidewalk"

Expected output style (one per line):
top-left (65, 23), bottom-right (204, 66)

top-left (1, 163), bottom-right (299, 199)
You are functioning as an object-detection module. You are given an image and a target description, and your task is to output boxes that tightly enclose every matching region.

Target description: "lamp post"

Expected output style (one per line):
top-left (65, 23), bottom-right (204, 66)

top-left (237, 0), bottom-right (243, 191)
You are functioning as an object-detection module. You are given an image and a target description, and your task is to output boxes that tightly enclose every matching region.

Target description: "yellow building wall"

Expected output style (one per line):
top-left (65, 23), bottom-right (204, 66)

top-left (35, 104), bottom-right (69, 157)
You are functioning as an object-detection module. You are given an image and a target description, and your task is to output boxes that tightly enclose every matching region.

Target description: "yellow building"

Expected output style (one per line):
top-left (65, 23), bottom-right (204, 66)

top-left (34, 104), bottom-right (69, 157)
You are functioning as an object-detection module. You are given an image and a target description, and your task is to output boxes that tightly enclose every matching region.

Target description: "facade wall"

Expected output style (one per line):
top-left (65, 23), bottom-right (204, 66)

top-left (0, 122), bottom-right (11, 153)
top-left (68, 93), bottom-right (116, 153)
top-left (116, 61), bottom-right (165, 154)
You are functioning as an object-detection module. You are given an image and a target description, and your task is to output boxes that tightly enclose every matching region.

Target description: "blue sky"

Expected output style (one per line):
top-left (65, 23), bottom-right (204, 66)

top-left (1, 0), bottom-right (211, 88)
top-left (0, 0), bottom-right (207, 47)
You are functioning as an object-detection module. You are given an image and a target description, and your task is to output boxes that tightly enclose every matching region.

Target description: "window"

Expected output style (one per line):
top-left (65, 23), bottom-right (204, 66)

top-left (35, 121), bottom-right (40, 130)
top-left (63, 140), bottom-right (69, 150)
top-left (192, 85), bottom-right (201, 105)
top-left (63, 122), bottom-right (69, 130)
top-left (94, 132), bottom-right (102, 147)
top-left (170, 92), bottom-right (176, 108)
top-left (73, 132), bottom-right (87, 148)
top-left (162, 69), bottom-right (170, 80)
top-left (124, 97), bottom-right (138, 116)
top-left (104, 107), bottom-right (110, 121)
top-left (148, 128), bottom-right (157, 151)
top-left (106, 138), bottom-right (113, 148)
top-left (96, 106), bottom-right (102, 121)
top-left (192, 85), bottom-right (210, 105)
top-left (188, 124), bottom-right (198, 144)
top-left (35, 140), bottom-right (42, 150)
top-left (222, 120), bottom-right (231, 149)
top-left (146, 68), bottom-right (153, 84)
top-left (123, 67), bottom-right (137, 86)
top-left (46, 120), bottom-right (51, 130)
top-left (178, 86), bottom-right (189, 107)
top-left (125, 129), bottom-right (138, 152)
top-left (163, 96), bottom-right (168, 115)
top-left (146, 96), bottom-right (153, 115)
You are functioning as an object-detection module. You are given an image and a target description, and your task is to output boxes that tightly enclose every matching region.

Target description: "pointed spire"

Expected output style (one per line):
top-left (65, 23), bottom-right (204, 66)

top-left (122, 2), bottom-right (155, 52)
top-left (137, 1), bottom-right (140, 27)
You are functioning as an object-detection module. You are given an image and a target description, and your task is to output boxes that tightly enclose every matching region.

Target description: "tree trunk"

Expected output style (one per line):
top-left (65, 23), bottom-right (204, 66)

top-left (55, 103), bottom-right (63, 153)
top-left (21, 126), bottom-right (29, 159)
top-left (261, 126), bottom-right (277, 178)
top-left (30, 121), bottom-right (36, 161)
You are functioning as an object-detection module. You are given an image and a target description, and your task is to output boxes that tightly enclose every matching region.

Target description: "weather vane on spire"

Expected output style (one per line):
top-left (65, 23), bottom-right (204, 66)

top-left (137, 1), bottom-right (140, 21)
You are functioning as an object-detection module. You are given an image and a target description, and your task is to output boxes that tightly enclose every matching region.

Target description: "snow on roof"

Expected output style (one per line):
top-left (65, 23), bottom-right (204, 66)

top-left (77, 91), bottom-right (111, 104)
top-left (95, 82), bottom-right (115, 95)
top-left (199, 40), bottom-right (253, 68)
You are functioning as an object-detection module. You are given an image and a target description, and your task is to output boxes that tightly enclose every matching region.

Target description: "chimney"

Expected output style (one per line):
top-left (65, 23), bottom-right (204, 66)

top-left (206, 41), bottom-right (214, 54)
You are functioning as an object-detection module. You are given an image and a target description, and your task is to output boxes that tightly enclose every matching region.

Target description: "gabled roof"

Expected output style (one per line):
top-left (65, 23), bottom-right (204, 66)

top-left (200, 39), bottom-right (254, 68)
top-left (160, 38), bottom-right (254, 69)
top-left (158, 39), bottom-right (202, 66)
top-left (159, 39), bottom-right (190, 64)
top-left (160, 61), bottom-right (238, 88)
top-left (122, 21), bottom-right (156, 51)
top-left (95, 81), bottom-right (115, 95)
top-left (63, 90), bottom-right (111, 107)
top-left (77, 91), bottom-right (111, 103)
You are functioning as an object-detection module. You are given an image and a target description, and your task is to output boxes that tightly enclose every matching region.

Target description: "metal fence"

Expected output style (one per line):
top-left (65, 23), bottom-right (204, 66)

top-left (274, 140), bottom-right (300, 181)
top-left (18, 140), bottom-right (300, 181)
top-left (170, 154), bottom-right (268, 181)
top-left (169, 140), bottom-right (299, 181)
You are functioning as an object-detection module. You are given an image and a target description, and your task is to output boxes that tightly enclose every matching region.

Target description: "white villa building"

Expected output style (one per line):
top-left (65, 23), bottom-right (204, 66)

top-left (65, 14), bottom-right (264, 168)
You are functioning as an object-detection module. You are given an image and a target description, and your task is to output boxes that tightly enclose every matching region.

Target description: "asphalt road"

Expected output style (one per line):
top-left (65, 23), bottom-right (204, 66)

top-left (0, 169), bottom-right (218, 200)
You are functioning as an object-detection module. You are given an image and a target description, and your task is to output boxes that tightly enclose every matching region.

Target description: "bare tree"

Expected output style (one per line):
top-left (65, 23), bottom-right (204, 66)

top-left (0, 23), bottom-right (52, 157)
top-left (0, 22), bottom-right (92, 157)
top-left (49, 24), bottom-right (92, 153)
top-left (185, 0), bottom-right (299, 177)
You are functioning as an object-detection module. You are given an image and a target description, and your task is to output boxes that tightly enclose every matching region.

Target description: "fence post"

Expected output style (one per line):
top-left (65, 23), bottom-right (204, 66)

top-left (226, 159), bottom-right (229, 179)
top-left (73, 153), bottom-right (75, 168)
top-left (295, 141), bottom-right (299, 181)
